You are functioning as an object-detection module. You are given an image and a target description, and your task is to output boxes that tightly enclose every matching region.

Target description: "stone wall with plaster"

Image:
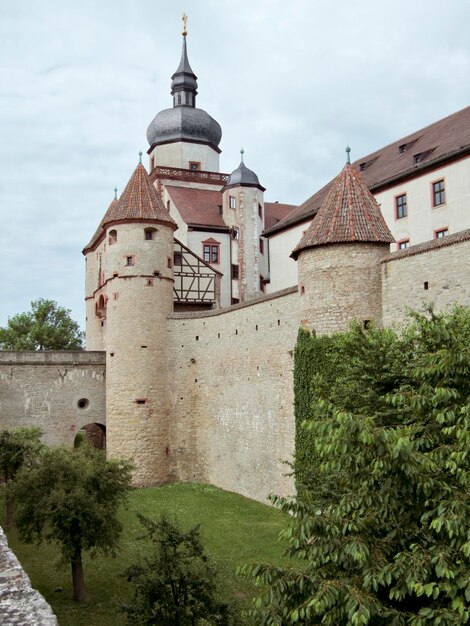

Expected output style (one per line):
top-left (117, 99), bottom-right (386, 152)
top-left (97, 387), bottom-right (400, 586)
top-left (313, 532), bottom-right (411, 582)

top-left (167, 287), bottom-right (299, 503)
top-left (0, 351), bottom-right (106, 447)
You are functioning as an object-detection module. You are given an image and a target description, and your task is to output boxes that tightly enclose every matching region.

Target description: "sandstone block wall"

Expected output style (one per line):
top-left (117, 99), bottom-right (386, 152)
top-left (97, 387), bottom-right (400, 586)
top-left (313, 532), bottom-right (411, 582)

top-left (298, 243), bottom-right (389, 334)
top-left (382, 235), bottom-right (470, 325)
top-left (167, 287), bottom-right (299, 502)
top-left (0, 352), bottom-right (106, 447)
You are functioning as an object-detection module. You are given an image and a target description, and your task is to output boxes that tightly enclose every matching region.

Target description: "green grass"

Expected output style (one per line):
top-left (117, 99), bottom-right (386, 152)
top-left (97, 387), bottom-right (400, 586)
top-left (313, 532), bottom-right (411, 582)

top-left (1, 483), bottom-right (292, 625)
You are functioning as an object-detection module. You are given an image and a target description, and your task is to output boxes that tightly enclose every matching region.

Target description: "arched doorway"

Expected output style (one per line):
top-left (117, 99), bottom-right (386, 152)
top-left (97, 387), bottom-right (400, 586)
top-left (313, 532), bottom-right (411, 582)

top-left (74, 423), bottom-right (106, 451)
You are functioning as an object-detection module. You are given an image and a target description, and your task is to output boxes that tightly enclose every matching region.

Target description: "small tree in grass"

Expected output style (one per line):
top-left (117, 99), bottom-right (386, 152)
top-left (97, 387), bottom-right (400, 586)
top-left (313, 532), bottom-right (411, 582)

top-left (122, 513), bottom-right (236, 625)
top-left (242, 307), bottom-right (470, 625)
top-left (12, 444), bottom-right (132, 602)
top-left (0, 427), bottom-right (43, 528)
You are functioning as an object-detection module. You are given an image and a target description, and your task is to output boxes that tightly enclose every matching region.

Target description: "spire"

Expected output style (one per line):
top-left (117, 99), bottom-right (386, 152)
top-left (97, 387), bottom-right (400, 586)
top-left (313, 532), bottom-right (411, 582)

top-left (83, 195), bottom-right (119, 253)
top-left (291, 163), bottom-right (394, 259)
top-left (171, 16), bottom-right (198, 108)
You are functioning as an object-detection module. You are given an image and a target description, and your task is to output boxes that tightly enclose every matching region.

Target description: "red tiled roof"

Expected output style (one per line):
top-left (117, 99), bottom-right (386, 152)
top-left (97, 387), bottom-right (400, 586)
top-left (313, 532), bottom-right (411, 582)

top-left (267, 106), bottom-right (470, 236)
top-left (105, 163), bottom-right (176, 228)
top-left (383, 228), bottom-right (470, 263)
top-left (264, 202), bottom-right (297, 230)
top-left (166, 186), bottom-right (226, 228)
top-left (291, 163), bottom-right (393, 259)
top-left (83, 197), bottom-right (118, 252)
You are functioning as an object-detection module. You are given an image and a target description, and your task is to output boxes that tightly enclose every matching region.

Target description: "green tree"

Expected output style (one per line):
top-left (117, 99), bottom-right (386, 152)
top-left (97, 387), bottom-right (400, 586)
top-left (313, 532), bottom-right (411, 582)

top-left (11, 444), bottom-right (132, 602)
top-left (0, 427), bottom-right (43, 528)
top-left (0, 298), bottom-right (84, 350)
top-left (243, 307), bottom-right (470, 625)
top-left (122, 514), bottom-right (236, 625)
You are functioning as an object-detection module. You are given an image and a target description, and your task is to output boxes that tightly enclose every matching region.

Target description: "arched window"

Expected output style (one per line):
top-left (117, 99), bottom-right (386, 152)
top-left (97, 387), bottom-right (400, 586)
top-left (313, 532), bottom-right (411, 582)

top-left (144, 227), bottom-right (158, 241)
top-left (109, 229), bottom-right (117, 245)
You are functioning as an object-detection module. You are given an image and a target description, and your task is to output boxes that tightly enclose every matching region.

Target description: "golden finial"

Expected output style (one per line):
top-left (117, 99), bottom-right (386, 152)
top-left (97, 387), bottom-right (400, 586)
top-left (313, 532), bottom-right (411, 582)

top-left (182, 13), bottom-right (188, 37)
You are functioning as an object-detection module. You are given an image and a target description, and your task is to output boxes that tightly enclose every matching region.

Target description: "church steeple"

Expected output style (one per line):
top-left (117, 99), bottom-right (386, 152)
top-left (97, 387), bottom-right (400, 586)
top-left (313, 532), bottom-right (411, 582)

top-left (171, 16), bottom-right (198, 108)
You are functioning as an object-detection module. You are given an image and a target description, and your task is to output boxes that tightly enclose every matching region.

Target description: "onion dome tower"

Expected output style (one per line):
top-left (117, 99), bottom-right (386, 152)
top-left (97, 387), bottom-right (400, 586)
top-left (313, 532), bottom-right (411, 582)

top-left (146, 17), bottom-right (222, 172)
top-left (83, 158), bottom-right (177, 485)
top-left (291, 150), bottom-right (394, 333)
top-left (223, 150), bottom-right (267, 301)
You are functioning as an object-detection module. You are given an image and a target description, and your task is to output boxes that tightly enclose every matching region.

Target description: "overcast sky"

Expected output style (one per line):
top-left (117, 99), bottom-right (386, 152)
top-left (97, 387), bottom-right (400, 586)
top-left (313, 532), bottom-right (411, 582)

top-left (0, 0), bottom-right (469, 332)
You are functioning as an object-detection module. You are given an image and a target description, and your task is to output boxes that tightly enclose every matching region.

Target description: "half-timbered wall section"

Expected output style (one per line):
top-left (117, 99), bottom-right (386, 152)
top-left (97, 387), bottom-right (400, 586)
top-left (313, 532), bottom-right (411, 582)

top-left (173, 239), bottom-right (221, 308)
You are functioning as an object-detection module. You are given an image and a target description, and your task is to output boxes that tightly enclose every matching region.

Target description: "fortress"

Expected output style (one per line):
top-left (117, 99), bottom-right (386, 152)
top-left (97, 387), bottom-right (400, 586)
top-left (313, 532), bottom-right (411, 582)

top-left (1, 26), bottom-right (470, 503)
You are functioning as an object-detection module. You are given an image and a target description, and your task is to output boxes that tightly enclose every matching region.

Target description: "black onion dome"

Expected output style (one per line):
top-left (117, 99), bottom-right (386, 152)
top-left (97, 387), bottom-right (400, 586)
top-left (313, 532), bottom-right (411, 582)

top-left (146, 107), bottom-right (222, 149)
top-left (225, 158), bottom-right (265, 190)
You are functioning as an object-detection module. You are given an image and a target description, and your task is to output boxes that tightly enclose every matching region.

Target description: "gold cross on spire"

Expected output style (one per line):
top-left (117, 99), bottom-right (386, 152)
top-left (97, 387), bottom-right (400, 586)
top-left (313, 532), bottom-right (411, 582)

top-left (182, 13), bottom-right (188, 36)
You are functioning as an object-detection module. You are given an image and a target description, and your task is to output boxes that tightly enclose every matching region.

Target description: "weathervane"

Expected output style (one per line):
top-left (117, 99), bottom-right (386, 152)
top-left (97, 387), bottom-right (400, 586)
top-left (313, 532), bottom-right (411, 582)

top-left (345, 145), bottom-right (351, 164)
top-left (240, 147), bottom-right (244, 163)
top-left (182, 13), bottom-right (188, 37)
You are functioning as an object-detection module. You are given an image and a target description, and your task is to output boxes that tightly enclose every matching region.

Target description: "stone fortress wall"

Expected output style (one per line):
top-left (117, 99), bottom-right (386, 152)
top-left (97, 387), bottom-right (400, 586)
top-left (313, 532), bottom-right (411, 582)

top-left (0, 351), bottom-right (106, 447)
top-left (0, 236), bottom-right (469, 501)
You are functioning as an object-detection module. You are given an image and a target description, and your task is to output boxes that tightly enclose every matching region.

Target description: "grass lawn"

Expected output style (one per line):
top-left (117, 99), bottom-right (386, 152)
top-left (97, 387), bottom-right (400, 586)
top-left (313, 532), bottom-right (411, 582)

top-left (1, 482), bottom-right (293, 625)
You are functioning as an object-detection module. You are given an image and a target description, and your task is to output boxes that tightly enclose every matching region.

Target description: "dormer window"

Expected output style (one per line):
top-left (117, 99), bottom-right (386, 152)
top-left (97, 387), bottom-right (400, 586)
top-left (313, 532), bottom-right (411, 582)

top-left (109, 229), bottom-right (117, 245)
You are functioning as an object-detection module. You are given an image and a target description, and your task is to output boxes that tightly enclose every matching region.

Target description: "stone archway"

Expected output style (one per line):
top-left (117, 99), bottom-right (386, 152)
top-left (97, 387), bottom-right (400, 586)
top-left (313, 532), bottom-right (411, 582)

top-left (74, 422), bottom-right (106, 451)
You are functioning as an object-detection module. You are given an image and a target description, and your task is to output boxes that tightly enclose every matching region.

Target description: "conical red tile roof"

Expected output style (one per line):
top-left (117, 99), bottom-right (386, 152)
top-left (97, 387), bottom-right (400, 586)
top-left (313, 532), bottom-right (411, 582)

top-left (104, 163), bottom-right (177, 228)
top-left (291, 163), bottom-right (393, 259)
top-left (83, 197), bottom-right (119, 252)
top-left (83, 164), bottom-right (176, 254)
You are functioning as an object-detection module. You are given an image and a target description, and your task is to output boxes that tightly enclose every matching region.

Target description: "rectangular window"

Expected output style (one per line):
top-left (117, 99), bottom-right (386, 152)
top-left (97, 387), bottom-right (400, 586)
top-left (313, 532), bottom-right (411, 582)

top-left (434, 228), bottom-right (448, 239)
top-left (189, 161), bottom-right (201, 171)
top-left (231, 264), bottom-right (239, 280)
top-left (203, 244), bottom-right (219, 264)
top-left (150, 156), bottom-right (155, 171)
top-left (259, 238), bottom-right (264, 255)
top-left (432, 179), bottom-right (445, 207)
top-left (258, 203), bottom-right (263, 218)
top-left (259, 275), bottom-right (265, 293)
top-left (231, 227), bottom-right (239, 240)
top-left (397, 239), bottom-right (409, 250)
top-left (395, 194), bottom-right (407, 219)
top-left (173, 251), bottom-right (182, 266)
top-left (229, 195), bottom-right (236, 209)
top-left (125, 256), bottom-right (134, 266)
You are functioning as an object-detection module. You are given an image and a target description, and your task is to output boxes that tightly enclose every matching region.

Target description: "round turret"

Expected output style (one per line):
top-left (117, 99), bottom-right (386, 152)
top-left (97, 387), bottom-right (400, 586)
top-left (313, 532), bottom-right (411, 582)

top-left (293, 162), bottom-right (394, 333)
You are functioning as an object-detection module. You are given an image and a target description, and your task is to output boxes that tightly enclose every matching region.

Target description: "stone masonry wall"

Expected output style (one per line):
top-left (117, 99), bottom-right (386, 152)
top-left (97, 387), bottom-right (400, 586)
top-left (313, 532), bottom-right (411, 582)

top-left (0, 352), bottom-right (106, 447)
top-left (382, 234), bottom-right (470, 325)
top-left (167, 288), bottom-right (299, 503)
top-left (0, 526), bottom-right (58, 625)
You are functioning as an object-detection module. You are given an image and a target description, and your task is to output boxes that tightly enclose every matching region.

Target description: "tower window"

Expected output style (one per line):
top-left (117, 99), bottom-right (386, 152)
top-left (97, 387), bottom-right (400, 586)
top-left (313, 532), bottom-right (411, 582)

top-left (109, 229), bottom-right (117, 245)
top-left (432, 179), bottom-right (445, 207)
top-left (395, 194), bottom-right (407, 219)
top-left (231, 227), bottom-right (239, 240)
top-left (259, 238), bottom-right (264, 255)
top-left (189, 161), bottom-right (201, 171)
top-left (144, 227), bottom-right (157, 240)
top-left (150, 156), bottom-right (155, 171)
top-left (229, 196), bottom-right (236, 209)
top-left (125, 256), bottom-right (134, 266)
top-left (218, 205), bottom-right (223, 215)
top-left (177, 94), bottom-right (182, 105)
top-left (258, 203), bottom-right (263, 218)
top-left (231, 264), bottom-right (239, 280)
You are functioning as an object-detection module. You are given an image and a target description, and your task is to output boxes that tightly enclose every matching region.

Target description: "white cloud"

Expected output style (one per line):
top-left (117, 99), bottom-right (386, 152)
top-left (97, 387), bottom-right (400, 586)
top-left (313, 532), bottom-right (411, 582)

top-left (0, 0), bottom-right (469, 328)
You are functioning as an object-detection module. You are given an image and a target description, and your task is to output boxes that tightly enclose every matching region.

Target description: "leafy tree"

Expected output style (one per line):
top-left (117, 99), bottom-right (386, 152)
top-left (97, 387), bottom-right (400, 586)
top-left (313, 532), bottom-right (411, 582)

top-left (0, 298), bottom-right (84, 350)
top-left (11, 444), bottom-right (132, 602)
top-left (122, 514), bottom-right (236, 625)
top-left (0, 427), bottom-right (43, 528)
top-left (242, 307), bottom-right (470, 625)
